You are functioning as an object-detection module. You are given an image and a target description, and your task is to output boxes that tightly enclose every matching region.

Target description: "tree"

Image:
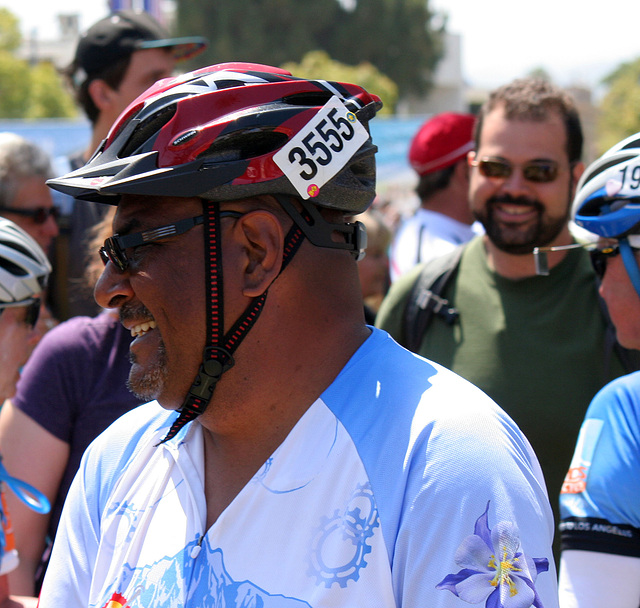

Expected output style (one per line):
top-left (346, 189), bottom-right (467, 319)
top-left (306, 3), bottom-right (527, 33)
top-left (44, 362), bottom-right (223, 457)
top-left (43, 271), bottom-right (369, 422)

top-left (178, 0), bottom-right (342, 68)
top-left (0, 52), bottom-right (30, 117)
top-left (0, 8), bottom-right (21, 53)
top-left (0, 7), bottom-right (29, 117)
top-left (337, 0), bottom-right (443, 98)
top-left (282, 50), bottom-right (397, 115)
top-left (598, 57), bottom-right (640, 152)
top-left (176, 0), bottom-right (443, 100)
top-left (527, 67), bottom-right (552, 82)
top-left (0, 8), bottom-right (77, 119)
top-left (27, 62), bottom-right (77, 119)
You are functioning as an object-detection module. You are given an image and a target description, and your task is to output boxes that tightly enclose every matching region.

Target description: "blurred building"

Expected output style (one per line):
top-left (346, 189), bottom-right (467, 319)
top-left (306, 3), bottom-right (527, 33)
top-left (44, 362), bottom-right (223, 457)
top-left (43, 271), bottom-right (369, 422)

top-left (15, 1), bottom-right (174, 69)
top-left (17, 14), bottom-right (79, 68)
top-left (396, 32), bottom-right (467, 116)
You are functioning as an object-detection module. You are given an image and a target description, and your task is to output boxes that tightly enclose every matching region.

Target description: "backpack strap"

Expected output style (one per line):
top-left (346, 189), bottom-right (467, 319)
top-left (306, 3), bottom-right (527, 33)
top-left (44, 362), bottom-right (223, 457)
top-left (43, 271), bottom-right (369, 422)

top-left (403, 245), bottom-right (465, 351)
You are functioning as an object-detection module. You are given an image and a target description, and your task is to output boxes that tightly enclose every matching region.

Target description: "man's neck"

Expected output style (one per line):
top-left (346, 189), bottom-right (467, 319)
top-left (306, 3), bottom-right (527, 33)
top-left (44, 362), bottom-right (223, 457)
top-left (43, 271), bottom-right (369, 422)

top-left (483, 227), bottom-right (574, 279)
top-left (198, 316), bottom-right (370, 527)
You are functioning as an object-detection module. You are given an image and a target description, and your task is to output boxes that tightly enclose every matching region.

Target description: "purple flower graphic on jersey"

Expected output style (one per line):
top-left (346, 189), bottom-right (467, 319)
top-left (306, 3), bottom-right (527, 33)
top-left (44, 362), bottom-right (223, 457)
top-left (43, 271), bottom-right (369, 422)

top-left (436, 501), bottom-right (549, 608)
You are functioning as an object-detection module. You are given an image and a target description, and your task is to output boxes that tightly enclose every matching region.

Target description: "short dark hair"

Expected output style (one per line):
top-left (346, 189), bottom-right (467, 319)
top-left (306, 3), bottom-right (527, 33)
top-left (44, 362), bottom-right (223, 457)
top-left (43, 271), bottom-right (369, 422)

top-left (63, 55), bottom-right (131, 125)
top-left (415, 163), bottom-right (457, 202)
top-left (475, 78), bottom-right (583, 163)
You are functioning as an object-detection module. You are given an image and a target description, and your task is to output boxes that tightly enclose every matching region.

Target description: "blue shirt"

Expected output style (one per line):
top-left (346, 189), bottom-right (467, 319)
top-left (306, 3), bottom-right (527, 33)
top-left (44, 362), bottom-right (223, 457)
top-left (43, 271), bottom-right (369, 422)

top-left (40, 329), bottom-right (558, 607)
top-left (560, 371), bottom-right (640, 557)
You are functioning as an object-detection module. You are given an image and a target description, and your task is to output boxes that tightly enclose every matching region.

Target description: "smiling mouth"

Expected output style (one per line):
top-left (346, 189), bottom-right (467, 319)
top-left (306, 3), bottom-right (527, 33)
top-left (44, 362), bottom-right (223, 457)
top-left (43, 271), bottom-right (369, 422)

top-left (499, 205), bottom-right (531, 214)
top-left (130, 320), bottom-right (157, 338)
top-left (491, 204), bottom-right (540, 227)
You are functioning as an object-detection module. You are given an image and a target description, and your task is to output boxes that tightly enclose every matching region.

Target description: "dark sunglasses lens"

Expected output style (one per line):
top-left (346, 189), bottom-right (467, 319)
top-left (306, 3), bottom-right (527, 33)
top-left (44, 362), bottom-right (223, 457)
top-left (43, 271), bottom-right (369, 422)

top-left (99, 247), bottom-right (110, 267)
top-left (590, 246), bottom-right (617, 279)
top-left (32, 207), bottom-right (60, 224)
top-left (590, 250), bottom-right (606, 278)
top-left (478, 160), bottom-right (511, 178)
top-left (523, 163), bottom-right (558, 183)
top-left (25, 299), bottom-right (40, 328)
top-left (103, 239), bottom-right (127, 271)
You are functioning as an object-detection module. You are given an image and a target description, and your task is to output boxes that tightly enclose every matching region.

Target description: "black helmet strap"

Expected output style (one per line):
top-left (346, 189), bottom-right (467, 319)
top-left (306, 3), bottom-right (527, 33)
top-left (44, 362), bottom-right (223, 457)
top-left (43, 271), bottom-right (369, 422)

top-left (158, 200), bottom-right (305, 444)
top-left (274, 195), bottom-right (367, 261)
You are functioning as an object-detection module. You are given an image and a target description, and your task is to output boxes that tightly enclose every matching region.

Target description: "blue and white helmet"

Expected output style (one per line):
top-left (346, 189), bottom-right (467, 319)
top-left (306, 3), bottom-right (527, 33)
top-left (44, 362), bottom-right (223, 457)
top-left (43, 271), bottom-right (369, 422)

top-left (0, 218), bottom-right (51, 305)
top-left (572, 131), bottom-right (640, 238)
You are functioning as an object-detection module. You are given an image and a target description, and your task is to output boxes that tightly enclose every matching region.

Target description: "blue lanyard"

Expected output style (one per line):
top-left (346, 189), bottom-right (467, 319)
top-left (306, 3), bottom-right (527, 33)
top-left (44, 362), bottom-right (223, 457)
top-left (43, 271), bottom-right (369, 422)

top-left (0, 457), bottom-right (50, 515)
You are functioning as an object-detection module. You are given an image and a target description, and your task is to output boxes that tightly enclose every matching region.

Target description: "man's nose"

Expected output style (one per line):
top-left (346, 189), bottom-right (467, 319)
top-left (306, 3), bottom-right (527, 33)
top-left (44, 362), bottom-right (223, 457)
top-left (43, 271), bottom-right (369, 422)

top-left (94, 261), bottom-right (134, 310)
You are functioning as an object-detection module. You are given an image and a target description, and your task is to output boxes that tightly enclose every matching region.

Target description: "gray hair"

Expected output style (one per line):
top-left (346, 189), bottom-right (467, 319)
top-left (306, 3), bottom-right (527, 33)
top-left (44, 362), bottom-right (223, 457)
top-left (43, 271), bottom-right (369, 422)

top-left (0, 133), bottom-right (53, 207)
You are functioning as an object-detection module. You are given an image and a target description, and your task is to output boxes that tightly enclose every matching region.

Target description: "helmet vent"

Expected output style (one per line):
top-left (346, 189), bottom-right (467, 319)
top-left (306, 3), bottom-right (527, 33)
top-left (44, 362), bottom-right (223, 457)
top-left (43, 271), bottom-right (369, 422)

top-left (0, 257), bottom-right (26, 277)
top-left (0, 238), bottom-right (34, 263)
top-left (199, 129), bottom-right (289, 163)
top-left (214, 79), bottom-right (247, 90)
top-left (282, 91), bottom-right (334, 107)
top-left (119, 104), bottom-right (177, 159)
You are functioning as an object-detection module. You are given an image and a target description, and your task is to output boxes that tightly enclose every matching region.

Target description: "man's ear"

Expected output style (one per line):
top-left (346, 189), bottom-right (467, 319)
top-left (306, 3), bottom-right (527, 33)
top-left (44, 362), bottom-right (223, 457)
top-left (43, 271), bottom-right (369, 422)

top-left (236, 211), bottom-right (285, 297)
top-left (570, 160), bottom-right (585, 199)
top-left (454, 156), bottom-right (470, 181)
top-left (87, 79), bottom-right (116, 112)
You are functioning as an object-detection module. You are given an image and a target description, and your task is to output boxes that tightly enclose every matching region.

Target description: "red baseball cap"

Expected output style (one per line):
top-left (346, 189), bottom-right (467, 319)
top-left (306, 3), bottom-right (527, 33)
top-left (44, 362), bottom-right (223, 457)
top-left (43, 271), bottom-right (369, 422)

top-left (409, 112), bottom-right (476, 175)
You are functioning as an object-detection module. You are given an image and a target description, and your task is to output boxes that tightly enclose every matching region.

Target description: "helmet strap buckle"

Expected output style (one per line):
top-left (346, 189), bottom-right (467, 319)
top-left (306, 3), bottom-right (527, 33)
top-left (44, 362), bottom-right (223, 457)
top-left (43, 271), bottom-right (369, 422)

top-left (275, 195), bottom-right (368, 260)
top-left (188, 347), bottom-right (236, 402)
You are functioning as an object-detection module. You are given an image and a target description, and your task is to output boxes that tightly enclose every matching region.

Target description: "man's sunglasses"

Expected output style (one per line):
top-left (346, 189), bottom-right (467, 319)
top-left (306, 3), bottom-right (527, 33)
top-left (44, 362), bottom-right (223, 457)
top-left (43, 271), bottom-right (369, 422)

top-left (0, 205), bottom-right (61, 224)
top-left (471, 158), bottom-right (559, 183)
top-left (99, 211), bottom-right (244, 272)
top-left (0, 298), bottom-right (41, 329)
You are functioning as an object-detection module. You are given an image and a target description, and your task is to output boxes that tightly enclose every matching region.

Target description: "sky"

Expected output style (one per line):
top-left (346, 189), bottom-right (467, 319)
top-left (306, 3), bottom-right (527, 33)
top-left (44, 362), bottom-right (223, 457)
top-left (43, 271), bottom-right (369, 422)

top-left (4, 0), bottom-right (108, 40)
top-left (430, 0), bottom-right (640, 93)
top-left (3, 0), bottom-right (640, 93)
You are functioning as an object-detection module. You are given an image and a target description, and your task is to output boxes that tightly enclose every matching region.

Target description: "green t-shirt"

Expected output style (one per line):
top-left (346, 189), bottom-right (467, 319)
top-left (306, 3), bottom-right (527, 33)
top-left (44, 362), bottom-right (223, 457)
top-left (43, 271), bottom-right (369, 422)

top-left (377, 236), bottom-right (627, 558)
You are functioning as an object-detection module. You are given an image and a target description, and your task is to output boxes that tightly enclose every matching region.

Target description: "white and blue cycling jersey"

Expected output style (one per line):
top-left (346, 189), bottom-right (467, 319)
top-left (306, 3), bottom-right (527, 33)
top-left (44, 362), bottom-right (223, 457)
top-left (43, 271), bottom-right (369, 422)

top-left (560, 370), bottom-right (640, 557)
top-left (39, 328), bottom-right (557, 608)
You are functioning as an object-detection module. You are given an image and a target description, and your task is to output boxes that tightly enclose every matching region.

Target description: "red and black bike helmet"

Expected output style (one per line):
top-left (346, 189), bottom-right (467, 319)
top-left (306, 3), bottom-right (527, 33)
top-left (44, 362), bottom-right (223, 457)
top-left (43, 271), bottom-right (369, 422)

top-left (47, 62), bottom-right (381, 214)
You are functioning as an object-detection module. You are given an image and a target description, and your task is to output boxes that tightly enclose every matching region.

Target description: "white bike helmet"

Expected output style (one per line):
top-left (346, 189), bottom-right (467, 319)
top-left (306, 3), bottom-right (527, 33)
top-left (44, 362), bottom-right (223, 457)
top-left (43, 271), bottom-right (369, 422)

top-left (571, 131), bottom-right (640, 296)
top-left (0, 218), bottom-right (51, 305)
top-left (572, 131), bottom-right (640, 238)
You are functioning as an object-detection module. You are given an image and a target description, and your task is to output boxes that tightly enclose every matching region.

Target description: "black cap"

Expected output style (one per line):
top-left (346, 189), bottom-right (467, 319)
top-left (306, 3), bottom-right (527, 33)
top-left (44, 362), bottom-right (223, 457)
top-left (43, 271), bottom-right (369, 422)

top-left (72, 10), bottom-right (208, 81)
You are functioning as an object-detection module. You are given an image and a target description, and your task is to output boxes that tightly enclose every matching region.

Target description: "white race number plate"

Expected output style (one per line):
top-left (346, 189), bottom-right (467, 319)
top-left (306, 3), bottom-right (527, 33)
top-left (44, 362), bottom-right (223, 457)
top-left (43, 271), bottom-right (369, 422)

top-left (274, 96), bottom-right (369, 200)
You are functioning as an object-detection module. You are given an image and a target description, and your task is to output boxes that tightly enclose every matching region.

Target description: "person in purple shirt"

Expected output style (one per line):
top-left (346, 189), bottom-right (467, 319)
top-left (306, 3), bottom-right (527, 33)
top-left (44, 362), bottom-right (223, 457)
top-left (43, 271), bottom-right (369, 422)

top-left (0, 209), bottom-right (143, 600)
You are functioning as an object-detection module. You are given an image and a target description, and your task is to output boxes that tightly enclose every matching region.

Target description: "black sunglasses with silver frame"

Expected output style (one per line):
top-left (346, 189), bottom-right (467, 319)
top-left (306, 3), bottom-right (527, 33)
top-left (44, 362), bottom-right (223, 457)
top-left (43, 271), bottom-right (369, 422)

top-left (99, 211), bottom-right (244, 272)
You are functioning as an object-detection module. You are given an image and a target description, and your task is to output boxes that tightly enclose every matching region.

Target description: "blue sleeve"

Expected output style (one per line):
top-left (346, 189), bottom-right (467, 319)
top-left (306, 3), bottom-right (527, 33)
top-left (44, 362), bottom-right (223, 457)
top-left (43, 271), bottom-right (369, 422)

top-left (560, 371), bottom-right (640, 557)
top-left (396, 395), bottom-right (558, 607)
top-left (326, 330), bottom-right (558, 607)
